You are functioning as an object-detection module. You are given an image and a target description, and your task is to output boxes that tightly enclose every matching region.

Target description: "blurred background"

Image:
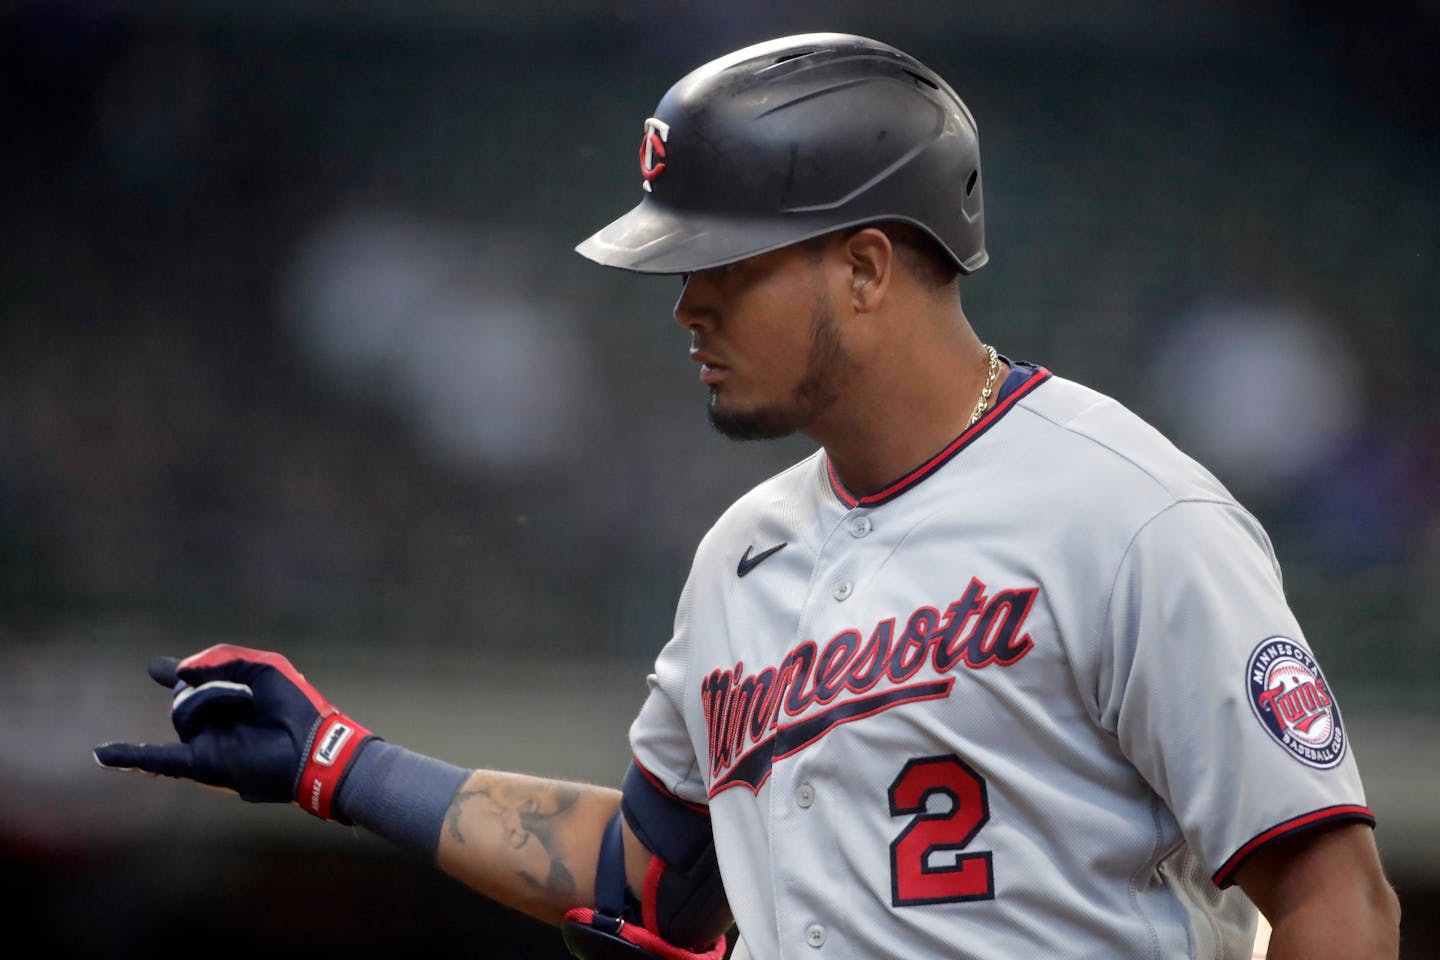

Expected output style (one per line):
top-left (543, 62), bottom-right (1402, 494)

top-left (2, 0), bottom-right (1436, 956)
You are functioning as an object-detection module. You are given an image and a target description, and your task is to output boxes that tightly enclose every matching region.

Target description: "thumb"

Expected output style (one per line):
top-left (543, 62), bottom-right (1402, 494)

top-left (94, 741), bottom-right (198, 780)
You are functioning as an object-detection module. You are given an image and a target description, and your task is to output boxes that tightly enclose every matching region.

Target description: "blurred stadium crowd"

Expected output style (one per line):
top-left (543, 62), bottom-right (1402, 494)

top-left (1, 1), bottom-right (1436, 955)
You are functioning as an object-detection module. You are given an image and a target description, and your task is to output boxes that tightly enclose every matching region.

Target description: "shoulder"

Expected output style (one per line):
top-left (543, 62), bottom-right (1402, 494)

top-left (996, 374), bottom-right (1290, 587)
top-left (1009, 371), bottom-right (1238, 510)
top-left (971, 368), bottom-right (1282, 576)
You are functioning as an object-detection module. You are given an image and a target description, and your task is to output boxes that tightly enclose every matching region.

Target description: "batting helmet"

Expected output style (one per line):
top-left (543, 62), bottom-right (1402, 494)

top-left (575, 33), bottom-right (987, 276)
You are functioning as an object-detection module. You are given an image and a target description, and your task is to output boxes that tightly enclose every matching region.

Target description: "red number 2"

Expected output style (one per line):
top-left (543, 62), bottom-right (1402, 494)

top-left (888, 754), bottom-right (994, 905)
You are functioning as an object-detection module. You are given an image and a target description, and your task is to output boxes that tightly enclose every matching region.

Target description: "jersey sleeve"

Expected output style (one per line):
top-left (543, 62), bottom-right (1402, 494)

top-left (1098, 499), bottom-right (1373, 887)
top-left (629, 571), bottom-right (710, 808)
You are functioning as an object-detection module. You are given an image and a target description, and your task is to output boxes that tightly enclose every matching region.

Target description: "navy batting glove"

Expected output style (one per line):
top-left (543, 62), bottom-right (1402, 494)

top-left (95, 644), bottom-right (377, 820)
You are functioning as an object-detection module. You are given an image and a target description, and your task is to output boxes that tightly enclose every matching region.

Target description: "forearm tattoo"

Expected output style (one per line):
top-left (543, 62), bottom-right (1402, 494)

top-left (445, 778), bottom-right (584, 899)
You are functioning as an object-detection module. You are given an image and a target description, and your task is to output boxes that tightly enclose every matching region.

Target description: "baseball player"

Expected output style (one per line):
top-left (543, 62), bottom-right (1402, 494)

top-left (96, 33), bottom-right (1399, 960)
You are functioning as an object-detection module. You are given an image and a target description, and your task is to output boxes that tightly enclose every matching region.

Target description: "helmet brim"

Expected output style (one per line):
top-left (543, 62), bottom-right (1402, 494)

top-left (575, 196), bottom-right (835, 275)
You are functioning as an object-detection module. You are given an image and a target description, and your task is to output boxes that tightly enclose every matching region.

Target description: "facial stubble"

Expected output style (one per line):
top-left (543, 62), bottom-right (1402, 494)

top-left (706, 293), bottom-right (852, 441)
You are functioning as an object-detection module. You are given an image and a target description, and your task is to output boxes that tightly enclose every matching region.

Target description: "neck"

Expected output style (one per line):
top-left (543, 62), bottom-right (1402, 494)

top-left (813, 312), bottom-right (1003, 496)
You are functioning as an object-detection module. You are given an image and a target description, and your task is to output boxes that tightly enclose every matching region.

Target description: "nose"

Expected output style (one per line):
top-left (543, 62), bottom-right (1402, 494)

top-left (673, 271), bottom-right (717, 331)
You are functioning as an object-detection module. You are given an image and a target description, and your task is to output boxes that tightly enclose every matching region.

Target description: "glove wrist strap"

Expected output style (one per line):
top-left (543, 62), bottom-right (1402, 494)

top-left (298, 714), bottom-right (374, 820)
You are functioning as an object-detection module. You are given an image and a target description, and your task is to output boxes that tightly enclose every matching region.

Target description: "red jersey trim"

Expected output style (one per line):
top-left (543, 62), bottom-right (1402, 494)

top-left (1212, 804), bottom-right (1375, 888)
top-left (827, 367), bottom-right (1052, 508)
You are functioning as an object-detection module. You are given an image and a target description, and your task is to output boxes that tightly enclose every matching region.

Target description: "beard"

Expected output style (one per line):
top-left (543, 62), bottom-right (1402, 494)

top-left (707, 294), bottom-right (852, 441)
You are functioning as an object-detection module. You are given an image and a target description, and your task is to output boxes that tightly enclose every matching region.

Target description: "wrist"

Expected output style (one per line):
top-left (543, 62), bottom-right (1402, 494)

top-left (297, 713), bottom-right (376, 820)
top-left (333, 739), bottom-right (471, 860)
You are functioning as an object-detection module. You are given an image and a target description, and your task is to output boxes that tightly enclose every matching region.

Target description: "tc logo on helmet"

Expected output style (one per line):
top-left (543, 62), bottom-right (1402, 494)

top-left (639, 117), bottom-right (669, 192)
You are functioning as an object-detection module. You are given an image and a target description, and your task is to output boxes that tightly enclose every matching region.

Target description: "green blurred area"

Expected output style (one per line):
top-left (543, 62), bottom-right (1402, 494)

top-left (1, 1), bottom-right (1436, 956)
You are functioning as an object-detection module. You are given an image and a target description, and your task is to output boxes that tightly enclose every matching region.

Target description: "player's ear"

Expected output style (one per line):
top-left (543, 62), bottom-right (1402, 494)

top-left (843, 227), bottom-right (892, 314)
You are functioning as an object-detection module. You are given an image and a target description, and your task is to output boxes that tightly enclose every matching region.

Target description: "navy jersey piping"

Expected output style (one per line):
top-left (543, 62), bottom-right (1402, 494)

top-left (826, 361), bottom-right (1052, 508)
top-left (1212, 803), bottom-right (1375, 888)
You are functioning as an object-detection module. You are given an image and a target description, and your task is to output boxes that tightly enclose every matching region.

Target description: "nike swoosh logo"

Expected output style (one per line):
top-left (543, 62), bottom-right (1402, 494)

top-left (737, 542), bottom-right (787, 577)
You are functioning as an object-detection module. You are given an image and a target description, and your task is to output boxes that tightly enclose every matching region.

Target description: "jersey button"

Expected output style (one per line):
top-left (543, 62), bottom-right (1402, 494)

top-left (794, 783), bottom-right (815, 808)
top-left (832, 580), bottom-right (853, 601)
top-left (805, 924), bottom-right (827, 948)
top-left (848, 516), bottom-right (872, 538)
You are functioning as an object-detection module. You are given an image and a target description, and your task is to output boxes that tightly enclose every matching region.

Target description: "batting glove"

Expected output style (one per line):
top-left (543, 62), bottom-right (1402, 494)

top-left (94, 643), bottom-right (376, 821)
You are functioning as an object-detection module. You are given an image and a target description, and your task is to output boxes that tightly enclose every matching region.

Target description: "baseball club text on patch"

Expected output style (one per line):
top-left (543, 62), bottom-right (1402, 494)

top-left (1247, 636), bottom-right (1346, 769)
top-left (701, 577), bottom-right (1037, 795)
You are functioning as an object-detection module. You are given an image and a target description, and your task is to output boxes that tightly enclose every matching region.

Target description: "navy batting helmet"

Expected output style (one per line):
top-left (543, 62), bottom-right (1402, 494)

top-left (576, 33), bottom-right (986, 276)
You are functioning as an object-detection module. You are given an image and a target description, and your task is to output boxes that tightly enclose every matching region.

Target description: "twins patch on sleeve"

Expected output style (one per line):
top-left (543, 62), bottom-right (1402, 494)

top-left (1247, 636), bottom-right (1347, 769)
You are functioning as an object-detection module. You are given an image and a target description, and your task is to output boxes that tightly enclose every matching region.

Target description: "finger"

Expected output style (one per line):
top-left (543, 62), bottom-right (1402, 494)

top-left (179, 643), bottom-right (294, 676)
top-left (176, 644), bottom-right (298, 690)
top-left (94, 741), bottom-right (198, 780)
top-left (172, 680), bottom-right (254, 739)
top-left (176, 644), bottom-right (328, 714)
top-left (148, 656), bottom-right (181, 689)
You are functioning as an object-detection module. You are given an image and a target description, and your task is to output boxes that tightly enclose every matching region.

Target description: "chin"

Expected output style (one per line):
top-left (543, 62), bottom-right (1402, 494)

top-left (706, 393), bottom-right (800, 441)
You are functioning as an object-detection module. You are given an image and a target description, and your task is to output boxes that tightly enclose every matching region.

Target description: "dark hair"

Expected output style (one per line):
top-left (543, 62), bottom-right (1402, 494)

top-left (875, 222), bottom-right (961, 288)
top-left (806, 222), bottom-right (961, 288)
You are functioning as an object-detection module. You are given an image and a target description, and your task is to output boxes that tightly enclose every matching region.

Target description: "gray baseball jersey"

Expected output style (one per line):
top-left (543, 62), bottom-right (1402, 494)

top-left (629, 363), bottom-right (1373, 960)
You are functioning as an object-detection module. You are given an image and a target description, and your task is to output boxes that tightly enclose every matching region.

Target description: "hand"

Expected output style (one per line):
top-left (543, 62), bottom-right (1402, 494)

top-left (94, 643), bottom-right (376, 820)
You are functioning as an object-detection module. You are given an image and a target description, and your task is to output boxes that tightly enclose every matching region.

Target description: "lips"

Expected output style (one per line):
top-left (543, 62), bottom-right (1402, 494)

top-left (690, 349), bottom-right (728, 385)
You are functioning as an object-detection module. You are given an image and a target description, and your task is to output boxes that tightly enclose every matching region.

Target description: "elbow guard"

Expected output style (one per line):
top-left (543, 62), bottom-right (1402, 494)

top-left (562, 762), bottom-right (730, 960)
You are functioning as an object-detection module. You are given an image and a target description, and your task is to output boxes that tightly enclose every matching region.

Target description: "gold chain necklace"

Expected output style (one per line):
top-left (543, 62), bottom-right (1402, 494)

top-left (968, 344), bottom-right (1001, 428)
